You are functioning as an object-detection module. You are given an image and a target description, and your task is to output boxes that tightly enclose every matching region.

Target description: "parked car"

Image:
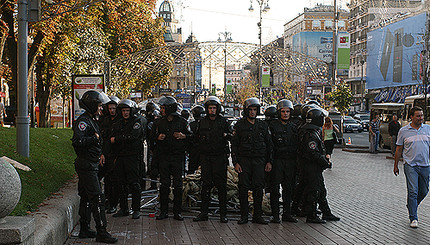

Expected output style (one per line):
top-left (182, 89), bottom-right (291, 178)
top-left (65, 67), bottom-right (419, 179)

top-left (353, 113), bottom-right (370, 131)
top-left (343, 116), bottom-right (363, 133)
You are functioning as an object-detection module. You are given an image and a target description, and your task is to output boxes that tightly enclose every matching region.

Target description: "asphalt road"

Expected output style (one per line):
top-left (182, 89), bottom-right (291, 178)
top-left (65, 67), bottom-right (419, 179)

top-left (342, 130), bottom-right (370, 147)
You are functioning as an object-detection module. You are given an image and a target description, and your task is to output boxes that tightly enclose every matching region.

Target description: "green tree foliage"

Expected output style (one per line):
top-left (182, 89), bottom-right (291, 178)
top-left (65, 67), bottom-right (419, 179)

top-left (326, 80), bottom-right (353, 115)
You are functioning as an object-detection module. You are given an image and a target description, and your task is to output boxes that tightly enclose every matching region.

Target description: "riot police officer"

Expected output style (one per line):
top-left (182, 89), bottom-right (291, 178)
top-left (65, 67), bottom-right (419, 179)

top-left (264, 105), bottom-right (277, 122)
top-left (72, 90), bottom-right (117, 243)
top-left (232, 97), bottom-right (273, 225)
top-left (152, 96), bottom-right (191, 221)
top-left (145, 101), bottom-right (160, 190)
top-left (193, 96), bottom-right (231, 223)
top-left (99, 95), bottom-right (120, 214)
top-left (298, 107), bottom-right (339, 223)
top-left (188, 105), bottom-right (205, 174)
top-left (111, 99), bottom-right (147, 219)
top-left (290, 104), bottom-right (302, 129)
top-left (268, 99), bottom-right (298, 223)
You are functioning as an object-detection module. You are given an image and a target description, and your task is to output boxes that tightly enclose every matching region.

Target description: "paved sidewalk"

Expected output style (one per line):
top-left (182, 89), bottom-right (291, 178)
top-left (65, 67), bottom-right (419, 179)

top-left (66, 149), bottom-right (430, 244)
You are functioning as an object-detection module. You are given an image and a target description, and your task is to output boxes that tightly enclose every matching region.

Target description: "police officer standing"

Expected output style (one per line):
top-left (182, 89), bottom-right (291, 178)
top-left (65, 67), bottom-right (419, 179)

top-left (99, 96), bottom-right (120, 214)
top-left (152, 96), bottom-right (191, 221)
top-left (268, 99), bottom-right (298, 223)
top-left (298, 107), bottom-right (339, 223)
top-left (111, 99), bottom-right (147, 219)
top-left (193, 96), bottom-right (230, 223)
top-left (188, 105), bottom-right (205, 174)
top-left (145, 101), bottom-right (160, 190)
top-left (232, 98), bottom-right (273, 225)
top-left (72, 90), bottom-right (117, 243)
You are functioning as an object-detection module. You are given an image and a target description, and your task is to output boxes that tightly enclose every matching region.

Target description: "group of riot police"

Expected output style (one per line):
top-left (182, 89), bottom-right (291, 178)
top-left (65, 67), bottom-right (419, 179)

top-left (72, 90), bottom-right (339, 244)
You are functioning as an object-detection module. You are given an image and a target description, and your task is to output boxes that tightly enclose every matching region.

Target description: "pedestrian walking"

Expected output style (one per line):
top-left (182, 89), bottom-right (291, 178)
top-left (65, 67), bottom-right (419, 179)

top-left (322, 117), bottom-right (339, 165)
top-left (268, 99), bottom-right (298, 223)
top-left (369, 114), bottom-right (380, 153)
top-left (192, 96), bottom-right (231, 223)
top-left (388, 114), bottom-right (401, 156)
top-left (394, 106), bottom-right (430, 228)
top-left (71, 90), bottom-right (117, 244)
top-left (231, 97), bottom-right (273, 225)
top-left (152, 96), bottom-right (191, 221)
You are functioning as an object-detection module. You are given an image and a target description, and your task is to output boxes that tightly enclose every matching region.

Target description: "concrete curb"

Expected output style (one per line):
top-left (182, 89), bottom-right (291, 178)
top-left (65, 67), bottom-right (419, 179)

top-left (29, 177), bottom-right (79, 245)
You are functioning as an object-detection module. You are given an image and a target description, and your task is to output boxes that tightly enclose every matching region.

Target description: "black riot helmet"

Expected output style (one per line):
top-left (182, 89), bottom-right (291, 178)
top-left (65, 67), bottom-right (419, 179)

top-left (204, 96), bottom-right (221, 115)
top-left (306, 107), bottom-right (328, 127)
top-left (158, 96), bottom-right (178, 116)
top-left (306, 100), bottom-right (321, 107)
top-left (264, 105), bottom-right (277, 120)
top-left (191, 105), bottom-right (205, 120)
top-left (146, 101), bottom-right (159, 114)
top-left (107, 95), bottom-right (120, 106)
top-left (292, 103), bottom-right (302, 119)
top-left (243, 97), bottom-right (261, 119)
top-left (181, 109), bottom-right (190, 120)
top-left (117, 99), bottom-right (139, 117)
top-left (301, 104), bottom-right (319, 120)
top-left (79, 90), bottom-right (110, 115)
top-left (276, 99), bottom-right (293, 119)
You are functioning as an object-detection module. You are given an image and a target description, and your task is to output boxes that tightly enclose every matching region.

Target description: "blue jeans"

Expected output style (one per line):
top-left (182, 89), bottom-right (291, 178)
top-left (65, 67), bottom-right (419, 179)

top-left (374, 131), bottom-right (380, 151)
top-left (404, 164), bottom-right (430, 221)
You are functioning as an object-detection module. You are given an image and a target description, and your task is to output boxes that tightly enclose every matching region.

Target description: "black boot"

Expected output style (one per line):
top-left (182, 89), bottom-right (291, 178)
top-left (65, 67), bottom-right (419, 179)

top-left (270, 216), bottom-right (281, 224)
top-left (132, 210), bottom-right (140, 219)
top-left (238, 190), bottom-right (249, 225)
top-left (322, 213), bottom-right (340, 221)
top-left (252, 216), bottom-right (269, 225)
top-left (78, 222), bottom-right (97, 238)
top-left (282, 214), bottom-right (298, 223)
top-left (131, 183), bottom-right (141, 220)
top-left (306, 216), bottom-right (326, 224)
top-left (220, 215), bottom-right (228, 223)
top-left (112, 209), bottom-right (130, 217)
top-left (173, 213), bottom-right (184, 221)
top-left (156, 212), bottom-right (168, 220)
top-left (96, 229), bottom-right (118, 244)
top-left (193, 213), bottom-right (209, 222)
top-left (237, 216), bottom-right (249, 224)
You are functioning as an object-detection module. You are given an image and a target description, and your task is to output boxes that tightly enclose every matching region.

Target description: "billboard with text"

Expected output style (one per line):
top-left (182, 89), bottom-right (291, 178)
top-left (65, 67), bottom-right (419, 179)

top-left (366, 13), bottom-right (426, 89)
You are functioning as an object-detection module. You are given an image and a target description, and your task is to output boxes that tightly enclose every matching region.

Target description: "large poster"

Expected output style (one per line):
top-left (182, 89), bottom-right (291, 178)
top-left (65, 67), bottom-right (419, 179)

top-left (262, 66), bottom-right (270, 87)
top-left (72, 75), bottom-right (104, 121)
top-left (366, 13), bottom-right (426, 89)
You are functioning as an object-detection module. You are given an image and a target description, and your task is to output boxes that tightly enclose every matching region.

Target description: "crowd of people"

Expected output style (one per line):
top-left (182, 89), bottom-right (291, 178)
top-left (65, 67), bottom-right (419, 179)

top-left (71, 90), bottom-right (340, 244)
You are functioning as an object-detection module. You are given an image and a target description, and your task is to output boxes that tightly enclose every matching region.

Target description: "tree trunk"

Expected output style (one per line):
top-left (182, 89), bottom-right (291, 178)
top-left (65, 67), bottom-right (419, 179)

top-left (3, 3), bottom-right (17, 107)
top-left (35, 56), bottom-right (51, 128)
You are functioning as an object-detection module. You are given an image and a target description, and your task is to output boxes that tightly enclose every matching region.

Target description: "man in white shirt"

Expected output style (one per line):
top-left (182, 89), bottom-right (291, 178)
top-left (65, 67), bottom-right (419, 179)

top-left (394, 106), bottom-right (430, 228)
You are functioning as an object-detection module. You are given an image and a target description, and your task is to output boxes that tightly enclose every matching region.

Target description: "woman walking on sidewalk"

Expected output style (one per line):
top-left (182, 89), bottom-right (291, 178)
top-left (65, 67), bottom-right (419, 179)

top-left (322, 117), bottom-right (339, 168)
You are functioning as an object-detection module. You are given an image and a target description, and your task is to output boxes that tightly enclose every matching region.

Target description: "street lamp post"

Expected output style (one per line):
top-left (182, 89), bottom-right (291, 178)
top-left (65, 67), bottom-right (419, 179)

top-left (360, 54), bottom-right (365, 111)
top-left (218, 31), bottom-right (232, 105)
top-left (248, 0), bottom-right (270, 101)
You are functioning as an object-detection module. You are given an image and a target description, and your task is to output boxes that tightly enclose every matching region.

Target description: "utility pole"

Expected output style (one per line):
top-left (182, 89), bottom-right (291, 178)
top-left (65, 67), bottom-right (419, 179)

top-left (332, 0), bottom-right (338, 85)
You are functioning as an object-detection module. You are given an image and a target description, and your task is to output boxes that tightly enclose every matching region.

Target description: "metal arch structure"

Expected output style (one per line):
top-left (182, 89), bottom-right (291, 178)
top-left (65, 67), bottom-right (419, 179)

top-left (109, 41), bottom-right (328, 86)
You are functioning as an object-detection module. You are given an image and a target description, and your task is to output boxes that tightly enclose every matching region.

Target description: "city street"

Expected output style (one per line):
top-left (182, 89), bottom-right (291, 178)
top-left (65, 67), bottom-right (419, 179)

top-left (66, 149), bottom-right (430, 245)
top-left (343, 131), bottom-right (370, 147)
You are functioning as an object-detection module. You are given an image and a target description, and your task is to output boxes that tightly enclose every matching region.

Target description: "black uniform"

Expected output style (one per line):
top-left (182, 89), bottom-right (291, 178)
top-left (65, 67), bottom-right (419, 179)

top-left (269, 119), bottom-right (298, 221)
top-left (146, 115), bottom-right (159, 189)
top-left (188, 119), bottom-right (200, 174)
top-left (99, 114), bottom-right (119, 209)
top-left (151, 114), bottom-right (191, 217)
top-left (231, 118), bottom-right (273, 221)
top-left (195, 115), bottom-right (230, 219)
top-left (72, 112), bottom-right (108, 235)
top-left (298, 123), bottom-right (331, 221)
top-left (111, 114), bottom-right (147, 214)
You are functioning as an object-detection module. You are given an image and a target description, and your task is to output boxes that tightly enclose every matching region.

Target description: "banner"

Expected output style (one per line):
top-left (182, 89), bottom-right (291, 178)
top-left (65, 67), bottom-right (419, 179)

top-left (337, 34), bottom-right (350, 70)
top-left (211, 84), bottom-right (216, 95)
top-left (262, 66), bottom-right (270, 87)
top-left (72, 75), bottom-right (104, 121)
top-left (226, 79), bottom-right (233, 94)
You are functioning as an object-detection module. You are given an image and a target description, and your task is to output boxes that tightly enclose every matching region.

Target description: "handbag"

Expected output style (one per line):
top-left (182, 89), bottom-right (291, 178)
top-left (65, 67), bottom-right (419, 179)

top-left (332, 131), bottom-right (339, 144)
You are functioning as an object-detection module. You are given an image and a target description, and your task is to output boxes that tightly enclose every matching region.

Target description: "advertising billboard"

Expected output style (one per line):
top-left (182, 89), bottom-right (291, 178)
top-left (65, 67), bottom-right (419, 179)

top-left (366, 13), bottom-right (426, 89)
top-left (72, 75), bottom-right (104, 121)
top-left (292, 31), bottom-right (349, 74)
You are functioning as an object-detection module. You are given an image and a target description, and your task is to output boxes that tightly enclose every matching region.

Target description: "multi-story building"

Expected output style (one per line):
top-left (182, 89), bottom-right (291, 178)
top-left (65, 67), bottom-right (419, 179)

top-left (347, 0), bottom-right (423, 111)
top-left (283, 4), bottom-right (349, 101)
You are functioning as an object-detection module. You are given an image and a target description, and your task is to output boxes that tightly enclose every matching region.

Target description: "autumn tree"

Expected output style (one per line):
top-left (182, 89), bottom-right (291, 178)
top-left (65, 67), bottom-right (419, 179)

top-left (326, 80), bottom-right (353, 115)
top-left (231, 75), bottom-right (258, 106)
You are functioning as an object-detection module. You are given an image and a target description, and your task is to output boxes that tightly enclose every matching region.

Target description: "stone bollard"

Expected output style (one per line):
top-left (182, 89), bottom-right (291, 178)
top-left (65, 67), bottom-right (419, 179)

top-left (0, 158), bottom-right (34, 245)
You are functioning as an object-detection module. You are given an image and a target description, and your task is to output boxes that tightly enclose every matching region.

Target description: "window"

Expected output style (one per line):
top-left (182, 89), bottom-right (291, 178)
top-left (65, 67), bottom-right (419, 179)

top-left (325, 20), bottom-right (332, 29)
top-left (338, 20), bottom-right (345, 27)
top-left (312, 20), bottom-right (321, 28)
